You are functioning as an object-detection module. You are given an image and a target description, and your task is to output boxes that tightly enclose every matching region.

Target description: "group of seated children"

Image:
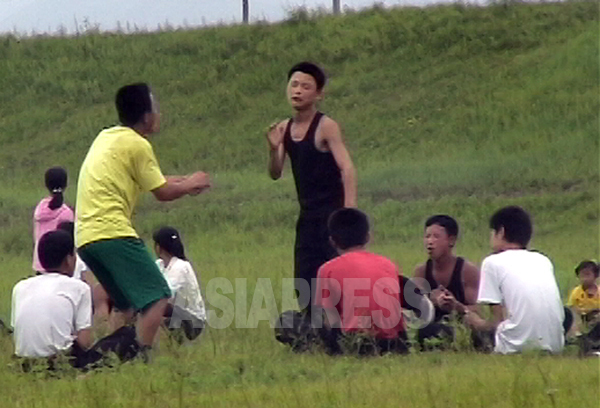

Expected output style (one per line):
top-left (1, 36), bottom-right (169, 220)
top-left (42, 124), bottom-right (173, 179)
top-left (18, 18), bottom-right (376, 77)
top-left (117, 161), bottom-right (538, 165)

top-left (6, 167), bottom-right (599, 366)
top-left (8, 168), bottom-right (206, 369)
top-left (277, 206), bottom-right (599, 356)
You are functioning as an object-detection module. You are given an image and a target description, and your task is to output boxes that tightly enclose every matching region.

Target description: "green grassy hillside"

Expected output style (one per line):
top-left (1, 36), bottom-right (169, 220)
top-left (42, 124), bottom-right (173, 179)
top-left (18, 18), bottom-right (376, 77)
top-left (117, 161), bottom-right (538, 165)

top-left (0, 1), bottom-right (598, 406)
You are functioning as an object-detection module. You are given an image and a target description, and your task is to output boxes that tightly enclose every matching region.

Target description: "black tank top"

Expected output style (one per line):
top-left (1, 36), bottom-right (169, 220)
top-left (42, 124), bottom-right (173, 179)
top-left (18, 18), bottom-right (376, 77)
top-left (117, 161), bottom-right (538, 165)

top-left (425, 257), bottom-right (465, 321)
top-left (283, 112), bottom-right (344, 214)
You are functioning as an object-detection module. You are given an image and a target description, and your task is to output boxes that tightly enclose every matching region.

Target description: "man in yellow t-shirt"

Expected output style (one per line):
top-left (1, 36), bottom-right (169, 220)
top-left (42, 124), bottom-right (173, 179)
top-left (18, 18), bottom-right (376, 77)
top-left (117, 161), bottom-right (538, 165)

top-left (76, 83), bottom-right (210, 360)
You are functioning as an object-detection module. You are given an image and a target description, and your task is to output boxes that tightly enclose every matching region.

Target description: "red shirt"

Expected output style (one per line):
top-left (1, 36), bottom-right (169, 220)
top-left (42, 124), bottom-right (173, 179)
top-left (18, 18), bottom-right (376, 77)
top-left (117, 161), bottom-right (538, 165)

top-left (314, 250), bottom-right (403, 339)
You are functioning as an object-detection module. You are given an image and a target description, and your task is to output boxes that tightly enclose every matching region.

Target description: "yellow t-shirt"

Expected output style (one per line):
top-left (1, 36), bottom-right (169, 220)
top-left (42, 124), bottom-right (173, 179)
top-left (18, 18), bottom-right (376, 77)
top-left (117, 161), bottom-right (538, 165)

top-left (567, 285), bottom-right (600, 314)
top-left (76, 126), bottom-right (166, 247)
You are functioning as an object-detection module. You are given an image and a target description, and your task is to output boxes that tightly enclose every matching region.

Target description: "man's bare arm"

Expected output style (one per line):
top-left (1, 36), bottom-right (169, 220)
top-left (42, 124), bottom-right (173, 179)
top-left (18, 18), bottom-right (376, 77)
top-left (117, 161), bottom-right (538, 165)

top-left (322, 118), bottom-right (356, 208)
top-left (267, 121), bottom-right (287, 180)
top-left (75, 328), bottom-right (93, 350)
top-left (412, 264), bottom-right (428, 291)
top-left (153, 172), bottom-right (210, 202)
top-left (465, 304), bottom-right (503, 332)
top-left (462, 261), bottom-right (481, 306)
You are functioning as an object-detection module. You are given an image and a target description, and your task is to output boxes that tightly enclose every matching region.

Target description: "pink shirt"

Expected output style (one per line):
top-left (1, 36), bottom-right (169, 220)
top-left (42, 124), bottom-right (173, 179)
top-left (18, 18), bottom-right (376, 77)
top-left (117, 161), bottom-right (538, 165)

top-left (32, 197), bottom-right (74, 271)
top-left (314, 250), bottom-right (404, 339)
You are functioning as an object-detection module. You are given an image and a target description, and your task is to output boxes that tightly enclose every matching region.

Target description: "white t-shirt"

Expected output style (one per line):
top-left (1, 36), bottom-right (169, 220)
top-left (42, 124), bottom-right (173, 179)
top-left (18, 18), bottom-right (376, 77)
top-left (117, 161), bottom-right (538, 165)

top-left (478, 249), bottom-right (564, 354)
top-left (11, 273), bottom-right (92, 357)
top-left (156, 257), bottom-right (206, 322)
top-left (73, 255), bottom-right (89, 281)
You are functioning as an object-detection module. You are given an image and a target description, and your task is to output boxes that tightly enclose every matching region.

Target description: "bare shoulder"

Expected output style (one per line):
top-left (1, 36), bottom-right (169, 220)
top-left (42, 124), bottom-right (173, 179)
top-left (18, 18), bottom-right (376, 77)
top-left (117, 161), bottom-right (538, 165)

top-left (320, 115), bottom-right (341, 134)
top-left (413, 262), bottom-right (427, 278)
top-left (462, 260), bottom-right (480, 281)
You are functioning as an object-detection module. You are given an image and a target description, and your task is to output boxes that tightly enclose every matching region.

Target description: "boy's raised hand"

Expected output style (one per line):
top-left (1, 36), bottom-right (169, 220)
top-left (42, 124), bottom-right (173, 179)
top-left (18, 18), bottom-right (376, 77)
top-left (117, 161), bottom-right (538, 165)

top-left (187, 171), bottom-right (211, 196)
top-left (266, 121), bottom-right (284, 150)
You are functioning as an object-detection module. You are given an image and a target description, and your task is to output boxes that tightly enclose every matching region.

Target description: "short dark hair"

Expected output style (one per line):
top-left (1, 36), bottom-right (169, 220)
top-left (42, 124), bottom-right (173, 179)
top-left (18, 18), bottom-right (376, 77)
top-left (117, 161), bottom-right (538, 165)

top-left (575, 261), bottom-right (599, 278)
top-left (38, 230), bottom-right (74, 271)
top-left (489, 206), bottom-right (532, 248)
top-left (288, 62), bottom-right (326, 91)
top-left (425, 215), bottom-right (459, 238)
top-left (328, 208), bottom-right (369, 250)
top-left (45, 167), bottom-right (68, 210)
top-left (57, 221), bottom-right (75, 239)
top-left (115, 83), bottom-right (153, 127)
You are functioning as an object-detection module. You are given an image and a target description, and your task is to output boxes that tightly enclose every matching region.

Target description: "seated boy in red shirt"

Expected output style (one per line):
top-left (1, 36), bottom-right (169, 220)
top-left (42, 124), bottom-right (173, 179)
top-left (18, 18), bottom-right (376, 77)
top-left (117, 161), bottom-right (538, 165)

top-left (314, 208), bottom-right (406, 354)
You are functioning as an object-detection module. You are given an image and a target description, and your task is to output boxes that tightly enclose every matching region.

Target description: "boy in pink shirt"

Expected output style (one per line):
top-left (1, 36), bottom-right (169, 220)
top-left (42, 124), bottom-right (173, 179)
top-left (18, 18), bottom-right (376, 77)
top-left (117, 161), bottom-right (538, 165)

top-left (33, 167), bottom-right (74, 272)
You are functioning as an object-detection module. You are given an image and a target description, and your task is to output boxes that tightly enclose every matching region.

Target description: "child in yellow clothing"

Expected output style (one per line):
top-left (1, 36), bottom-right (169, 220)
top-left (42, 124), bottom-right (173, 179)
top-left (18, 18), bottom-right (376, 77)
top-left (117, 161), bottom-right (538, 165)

top-left (567, 261), bottom-right (600, 336)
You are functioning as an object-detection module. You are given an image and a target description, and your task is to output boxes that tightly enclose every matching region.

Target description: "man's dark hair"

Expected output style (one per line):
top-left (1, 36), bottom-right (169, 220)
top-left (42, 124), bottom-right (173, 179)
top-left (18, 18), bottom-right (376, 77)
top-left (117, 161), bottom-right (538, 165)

top-left (38, 230), bottom-right (74, 271)
top-left (489, 206), bottom-right (532, 248)
top-left (288, 62), bottom-right (326, 91)
top-left (328, 208), bottom-right (369, 250)
top-left (115, 83), bottom-right (153, 127)
top-left (575, 260), bottom-right (600, 278)
top-left (425, 215), bottom-right (459, 238)
top-left (57, 221), bottom-right (75, 239)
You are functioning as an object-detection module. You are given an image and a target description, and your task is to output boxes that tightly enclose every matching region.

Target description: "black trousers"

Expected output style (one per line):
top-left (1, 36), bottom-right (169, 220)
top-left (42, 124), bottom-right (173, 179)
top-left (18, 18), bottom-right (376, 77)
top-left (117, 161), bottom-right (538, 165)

top-left (20, 326), bottom-right (140, 371)
top-left (294, 211), bottom-right (338, 310)
top-left (164, 304), bottom-right (204, 342)
top-left (417, 307), bottom-right (576, 352)
top-left (274, 309), bottom-right (409, 356)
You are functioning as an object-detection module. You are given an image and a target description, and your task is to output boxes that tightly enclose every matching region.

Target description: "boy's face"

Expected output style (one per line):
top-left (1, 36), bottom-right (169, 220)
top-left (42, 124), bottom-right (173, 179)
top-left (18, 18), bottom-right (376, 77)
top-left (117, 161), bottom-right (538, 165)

top-left (287, 72), bottom-right (322, 111)
top-left (65, 252), bottom-right (76, 277)
top-left (490, 228), bottom-right (504, 252)
top-left (579, 267), bottom-right (598, 287)
top-left (144, 92), bottom-right (161, 135)
top-left (424, 224), bottom-right (455, 260)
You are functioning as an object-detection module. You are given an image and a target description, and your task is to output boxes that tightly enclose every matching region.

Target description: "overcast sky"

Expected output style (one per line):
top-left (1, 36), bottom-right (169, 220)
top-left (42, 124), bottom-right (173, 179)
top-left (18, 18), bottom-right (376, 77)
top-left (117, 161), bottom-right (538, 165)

top-left (0, 0), bottom-right (480, 35)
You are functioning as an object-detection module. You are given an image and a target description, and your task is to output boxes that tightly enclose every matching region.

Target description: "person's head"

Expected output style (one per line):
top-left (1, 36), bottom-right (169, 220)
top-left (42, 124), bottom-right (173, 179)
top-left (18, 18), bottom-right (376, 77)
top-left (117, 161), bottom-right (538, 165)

top-left (489, 206), bottom-right (532, 251)
top-left (115, 83), bottom-right (160, 135)
top-left (575, 260), bottom-right (599, 288)
top-left (287, 62), bottom-right (326, 111)
top-left (57, 221), bottom-right (75, 239)
top-left (424, 215), bottom-right (459, 260)
top-left (328, 208), bottom-right (370, 252)
top-left (153, 226), bottom-right (187, 261)
top-left (38, 230), bottom-right (76, 276)
top-left (44, 167), bottom-right (68, 211)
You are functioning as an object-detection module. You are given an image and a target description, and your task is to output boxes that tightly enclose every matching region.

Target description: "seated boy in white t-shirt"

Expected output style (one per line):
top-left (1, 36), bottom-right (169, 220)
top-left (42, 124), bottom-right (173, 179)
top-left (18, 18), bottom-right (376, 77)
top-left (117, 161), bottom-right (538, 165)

top-left (464, 206), bottom-right (566, 354)
top-left (12, 230), bottom-right (95, 366)
top-left (12, 230), bottom-right (140, 369)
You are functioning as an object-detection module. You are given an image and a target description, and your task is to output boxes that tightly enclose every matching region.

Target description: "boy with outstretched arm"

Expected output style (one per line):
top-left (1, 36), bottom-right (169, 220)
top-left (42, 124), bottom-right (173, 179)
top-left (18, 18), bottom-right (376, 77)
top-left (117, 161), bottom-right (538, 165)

top-left (267, 62), bottom-right (356, 310)
top-left (76, 83), bottom-right (211, 361)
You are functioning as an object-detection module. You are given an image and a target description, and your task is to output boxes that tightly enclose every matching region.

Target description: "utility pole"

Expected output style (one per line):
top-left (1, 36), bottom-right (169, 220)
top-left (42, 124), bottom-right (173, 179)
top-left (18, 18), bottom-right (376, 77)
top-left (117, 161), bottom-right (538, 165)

top-left (243, 0), bottom-right (249, 24)
top-left (333, 0), bottom-right (341, 15)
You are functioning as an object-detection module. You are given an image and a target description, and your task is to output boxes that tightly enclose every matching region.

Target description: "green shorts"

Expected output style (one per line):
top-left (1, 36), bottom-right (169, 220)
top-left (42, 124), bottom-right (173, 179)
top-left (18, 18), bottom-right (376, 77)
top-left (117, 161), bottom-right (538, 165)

top-left (78, 238), bottom-right (171, 312)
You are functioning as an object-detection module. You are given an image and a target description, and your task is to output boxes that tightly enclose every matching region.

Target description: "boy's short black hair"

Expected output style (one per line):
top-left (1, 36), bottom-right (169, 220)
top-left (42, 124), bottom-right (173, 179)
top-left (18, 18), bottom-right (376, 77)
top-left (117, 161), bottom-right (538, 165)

top-left (57, 221), bottom-right (75, 239)
top-left (288, 62), bottom-right (326, 91)
top-left (328, 208), bottom-right (369, 250)
top-left (38, 230), bottom-right (74, 271)
top-left (489, 206), bottom-right (532, 248)
top-left (425, 215), bottom-right (459, 238)
top-left (115, 83), bottom-right (153, 127)
top-left (575, 260), bottom-right (600, 277)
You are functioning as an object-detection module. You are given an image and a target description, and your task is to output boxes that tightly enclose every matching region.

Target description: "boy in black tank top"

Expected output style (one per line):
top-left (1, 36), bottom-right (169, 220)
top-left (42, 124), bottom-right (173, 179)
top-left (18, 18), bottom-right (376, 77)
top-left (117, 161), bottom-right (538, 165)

top-left (412, 215), bottom-right (482, 349)
top-left (267, 62), bottom-right (356, 311)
